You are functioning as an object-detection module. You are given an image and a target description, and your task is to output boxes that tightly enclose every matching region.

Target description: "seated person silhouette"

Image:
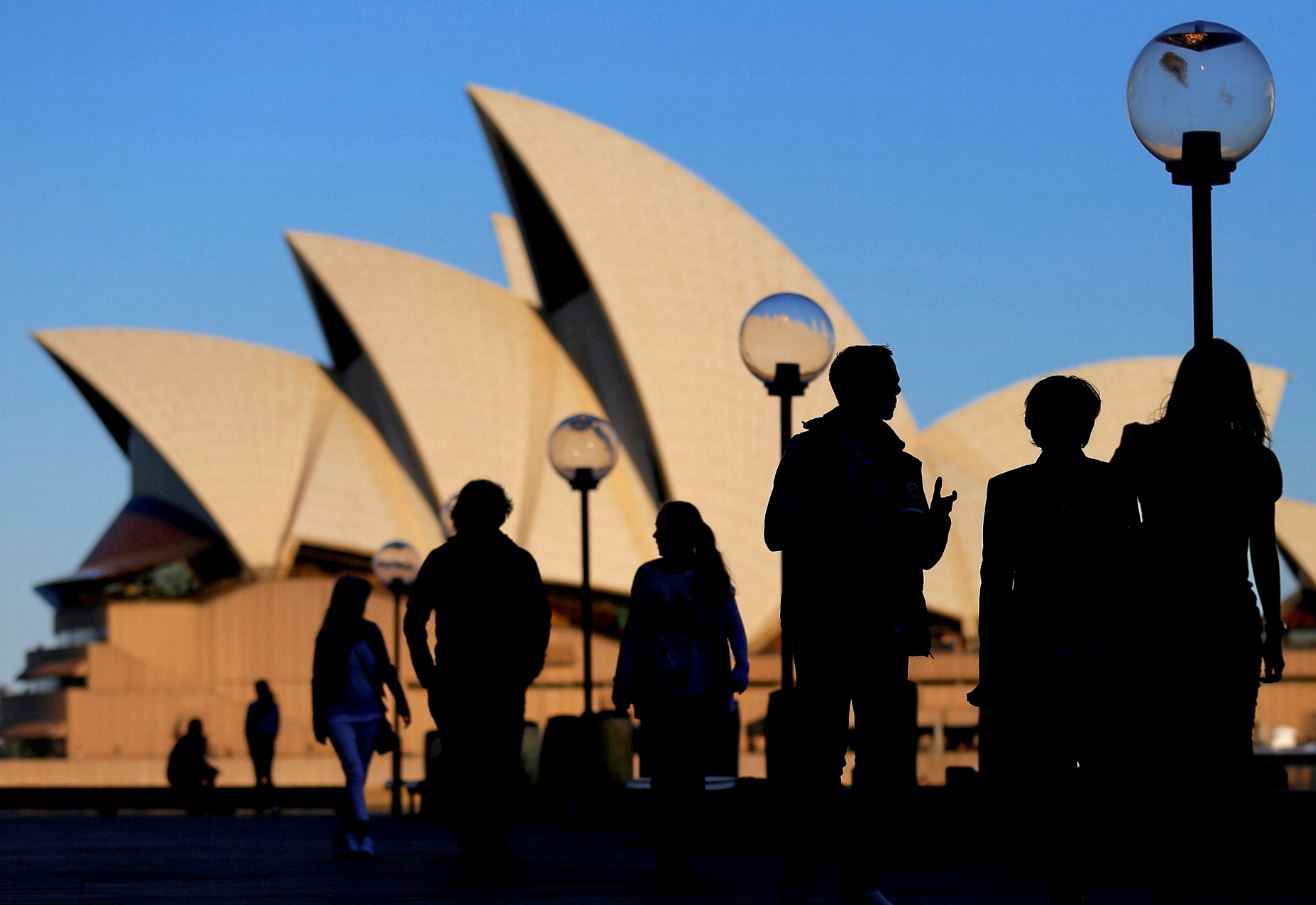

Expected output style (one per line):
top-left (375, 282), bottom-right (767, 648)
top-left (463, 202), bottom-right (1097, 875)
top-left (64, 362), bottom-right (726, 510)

top-left (167, 718), bottom-right (220, 815)
top-left (975, 375), bottom-right (1137, 904)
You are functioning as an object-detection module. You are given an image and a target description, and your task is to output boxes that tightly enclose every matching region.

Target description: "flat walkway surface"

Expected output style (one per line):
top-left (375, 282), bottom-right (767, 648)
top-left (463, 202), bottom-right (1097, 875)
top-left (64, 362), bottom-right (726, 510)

top-left (0, 795), bottom-right (1311, 904)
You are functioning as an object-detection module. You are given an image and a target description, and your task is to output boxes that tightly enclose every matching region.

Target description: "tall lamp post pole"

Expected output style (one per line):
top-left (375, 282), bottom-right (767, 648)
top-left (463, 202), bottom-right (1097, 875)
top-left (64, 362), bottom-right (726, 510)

top-left (372, 540), bottom-right (421, 818)
top-left (1127, 21), bottom-right (1274, 347)
top-left (549, 414), bottom-right (620, 714)
top-left (739, 293), bottom-right (836, 693)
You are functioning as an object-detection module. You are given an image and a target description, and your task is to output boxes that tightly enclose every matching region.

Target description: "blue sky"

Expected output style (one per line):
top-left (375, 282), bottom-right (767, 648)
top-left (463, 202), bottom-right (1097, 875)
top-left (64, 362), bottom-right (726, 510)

top-left (2, 2), bottom-right (1313, 685)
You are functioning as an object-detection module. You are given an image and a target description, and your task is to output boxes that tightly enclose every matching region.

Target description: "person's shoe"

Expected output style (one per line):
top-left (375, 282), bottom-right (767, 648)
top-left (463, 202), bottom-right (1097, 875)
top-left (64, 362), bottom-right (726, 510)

top-left (340, 831), bottom-right (360, 855)
top-left (356, 835), bottom-right (375, 857)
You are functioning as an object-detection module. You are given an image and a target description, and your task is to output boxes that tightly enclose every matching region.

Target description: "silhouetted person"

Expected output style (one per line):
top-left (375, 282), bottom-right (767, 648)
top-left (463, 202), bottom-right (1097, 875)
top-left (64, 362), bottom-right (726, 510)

top-left (405, 479), bottom-right (551, 885)
top-left (613, 501), bottom-right (750, 887)
top-left (975, 375), bottom-right (1137, 904)
top-left (1110, 339), bottom-right (1284, 903)
top-left (312, 574), bottom-right (411, 857)
top-left (167, 718), bottom-right (219, 815)
top-left (245, 679), bottom-right (279, 813)
top-left (765, 344), bottom-right (956, 905)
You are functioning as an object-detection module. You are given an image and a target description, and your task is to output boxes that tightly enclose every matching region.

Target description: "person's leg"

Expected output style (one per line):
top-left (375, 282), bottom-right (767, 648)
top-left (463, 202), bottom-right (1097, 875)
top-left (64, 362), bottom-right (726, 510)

top-left (644, 694), bottom-right (709, 884)
top-left (847, 650), bottom-right (912, 898)
top-left (327, 717), bottom-right (374, 848)
top-left (784, 628), bottom-right (852, 902)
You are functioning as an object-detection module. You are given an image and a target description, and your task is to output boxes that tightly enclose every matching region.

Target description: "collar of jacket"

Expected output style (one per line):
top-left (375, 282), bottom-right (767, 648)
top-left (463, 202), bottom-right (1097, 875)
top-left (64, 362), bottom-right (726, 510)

top-left (802, 406), bottom-right (906, 455)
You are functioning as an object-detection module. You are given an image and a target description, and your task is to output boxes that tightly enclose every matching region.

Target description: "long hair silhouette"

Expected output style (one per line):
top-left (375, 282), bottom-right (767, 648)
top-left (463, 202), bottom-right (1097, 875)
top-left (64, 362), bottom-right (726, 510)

top-left (655, 500), bottom-right (733, 610)
top-left (1160, 338), bottom-right (1270, 444)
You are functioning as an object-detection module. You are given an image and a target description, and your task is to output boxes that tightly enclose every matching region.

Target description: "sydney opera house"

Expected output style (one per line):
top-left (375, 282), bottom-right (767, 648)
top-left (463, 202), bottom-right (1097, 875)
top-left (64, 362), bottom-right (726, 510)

top-left (3, 86), bottom-right (1313, 787)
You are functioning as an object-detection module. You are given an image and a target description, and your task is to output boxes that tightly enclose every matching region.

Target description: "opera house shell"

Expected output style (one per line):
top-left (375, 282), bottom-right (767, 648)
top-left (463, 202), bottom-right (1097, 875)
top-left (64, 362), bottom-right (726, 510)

top-left (3, 86), bottom-right (1313, 785)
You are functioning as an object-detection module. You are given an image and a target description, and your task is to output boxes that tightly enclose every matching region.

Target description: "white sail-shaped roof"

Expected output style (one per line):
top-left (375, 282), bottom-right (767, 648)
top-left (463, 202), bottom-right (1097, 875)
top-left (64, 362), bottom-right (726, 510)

top-left (35, 328), bottom-right (441, 573)
top-left (285, 231), bottom-right (656, 595)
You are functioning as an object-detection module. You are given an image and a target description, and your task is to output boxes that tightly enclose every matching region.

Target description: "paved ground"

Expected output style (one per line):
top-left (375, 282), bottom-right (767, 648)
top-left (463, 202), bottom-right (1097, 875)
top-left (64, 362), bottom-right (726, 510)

top-left (0, 791), bottom-right (1311, 904)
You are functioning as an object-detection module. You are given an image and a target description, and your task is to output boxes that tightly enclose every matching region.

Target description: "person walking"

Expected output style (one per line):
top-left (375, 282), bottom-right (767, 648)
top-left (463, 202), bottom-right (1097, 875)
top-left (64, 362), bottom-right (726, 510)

top-left (612, 500), bottom-right (750, 887)
top-left (765, 344), bottom-right (956, 905)
top-left (245, 679), bottom-right (279, 814)
top-left (405, 479), bottom-right (551, 884)
top-left (312, 574), bottom-right (411, 857)
top-left (1110, 339), bottom-right (1284, 903)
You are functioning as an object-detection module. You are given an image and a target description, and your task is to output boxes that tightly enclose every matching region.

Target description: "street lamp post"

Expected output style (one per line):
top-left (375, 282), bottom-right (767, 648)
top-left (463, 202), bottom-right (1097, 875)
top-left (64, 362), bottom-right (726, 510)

top-left (548, 414), bottom-right (620, 714)
top-left (1127, 20), bottom-right (1274, 346)
top-left (739, 293), bottom-right (836, 692)
top-left (371, 539), bottom-right (421, 818)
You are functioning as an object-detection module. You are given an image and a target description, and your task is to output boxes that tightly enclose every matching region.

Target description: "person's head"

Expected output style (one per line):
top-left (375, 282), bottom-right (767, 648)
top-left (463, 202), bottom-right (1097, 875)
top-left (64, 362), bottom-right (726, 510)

top-left (828, 345), bottom-right (899, 420)
top-left (451, 479), bottom-right (513, 534)
top-left (323, 574), bottom-right (371, 629)
top-left (1024, 375), bottom-right (1101, 451)
top-left (1162, 338), bottom-right (1269, 443)
top-left (254, 679), bottom-right (273, 704)
top-left (186, 718), bottom-right (204, 737)
top-left (654, 500), bottom-right (712, 562)
top-left (653, 500), bottom-right (733, 602)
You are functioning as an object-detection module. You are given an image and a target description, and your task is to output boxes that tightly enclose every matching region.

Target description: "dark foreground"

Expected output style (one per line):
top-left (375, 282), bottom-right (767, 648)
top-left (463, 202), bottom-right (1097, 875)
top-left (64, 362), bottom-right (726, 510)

top-left (0, 790), bottom-right (1311, 904)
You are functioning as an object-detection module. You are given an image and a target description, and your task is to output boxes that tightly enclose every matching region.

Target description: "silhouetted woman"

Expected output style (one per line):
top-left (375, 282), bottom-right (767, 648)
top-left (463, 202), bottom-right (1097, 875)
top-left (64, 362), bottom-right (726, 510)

top-left (245, 679), bottom-right (279, 812)
top-left (976, 375), bottom-right (1137, 904)
top-left (312, 574), bottom-right (410, 856)
top-left (613, 501), bottom-right (749, 886)
top-left (1111, 339), bottom-right (1284, 901)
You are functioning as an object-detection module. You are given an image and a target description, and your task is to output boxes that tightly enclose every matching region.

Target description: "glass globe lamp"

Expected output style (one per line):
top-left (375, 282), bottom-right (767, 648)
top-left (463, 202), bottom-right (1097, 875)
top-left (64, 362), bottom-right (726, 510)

top-left (548, 414), bottom-right (620, 487)
top-left (1127, 21), bottom-right (1273, 167)
top-left (372, 539), bottom-right (421, 587)
top-left (739, 292), bottom-right (836, 389)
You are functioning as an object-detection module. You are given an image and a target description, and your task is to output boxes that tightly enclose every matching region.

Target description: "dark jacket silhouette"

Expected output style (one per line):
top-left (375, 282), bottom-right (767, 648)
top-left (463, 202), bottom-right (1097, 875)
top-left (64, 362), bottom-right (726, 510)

top-left (766, 408), bottom-right (950, 652)
top-left (979, 450), bottom-right (1138, 692)
top-left (404, 480), bottom-right (550, 882)
top-left (405, 530), bottom-right (550, 697)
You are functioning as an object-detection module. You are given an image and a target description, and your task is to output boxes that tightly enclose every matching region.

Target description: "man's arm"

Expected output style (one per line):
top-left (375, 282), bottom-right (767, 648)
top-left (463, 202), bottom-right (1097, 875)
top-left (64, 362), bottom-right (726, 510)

top-left (403, 552), bottom-right (439, 689)
top-left (521, 553), bottom-right (551, 687)
top-left (766, 436), bottom-right (826, 552)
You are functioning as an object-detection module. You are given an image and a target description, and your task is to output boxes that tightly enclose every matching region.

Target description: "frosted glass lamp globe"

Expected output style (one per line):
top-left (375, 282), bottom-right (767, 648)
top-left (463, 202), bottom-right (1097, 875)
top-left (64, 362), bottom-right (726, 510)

top-left (548, 414), bottom-right (620, 484)
top-left (372, 539), bottom-right (420, 586)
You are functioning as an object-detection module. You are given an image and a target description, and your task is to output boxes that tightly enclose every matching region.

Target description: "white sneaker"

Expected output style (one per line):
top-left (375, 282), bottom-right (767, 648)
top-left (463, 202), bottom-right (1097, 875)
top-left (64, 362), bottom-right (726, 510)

top-left (357, 835), bottom-right (375, 857)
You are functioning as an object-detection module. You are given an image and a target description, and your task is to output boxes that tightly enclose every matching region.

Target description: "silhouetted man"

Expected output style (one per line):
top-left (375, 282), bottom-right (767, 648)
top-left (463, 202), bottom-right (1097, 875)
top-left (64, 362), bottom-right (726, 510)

top-left (405, 479), bottom-right (550, 884)
top-left (765, 344), bottom-right (955, 905)
top-left (975, 375), bottom-right (1137, 904)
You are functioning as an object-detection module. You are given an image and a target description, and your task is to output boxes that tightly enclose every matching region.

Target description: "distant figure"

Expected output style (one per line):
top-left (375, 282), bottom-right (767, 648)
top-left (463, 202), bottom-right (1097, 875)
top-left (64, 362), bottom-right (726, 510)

top-left (312, 574), bottom-right (411, 857)
top-left (405, 479), bottom-right (551, 884)
top-left (975, 375), bottom-right (1137, 903)
top-left (613, 500), bottom-right (750, 886)
top-left (245, 679), bottom-right (279, 813)
top-left (167, 718), bottom-right (219, 815)
top-left (765, 344), bottom-right (956, 904)
top-left (1111, 339), bottom-right (1284, 901)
